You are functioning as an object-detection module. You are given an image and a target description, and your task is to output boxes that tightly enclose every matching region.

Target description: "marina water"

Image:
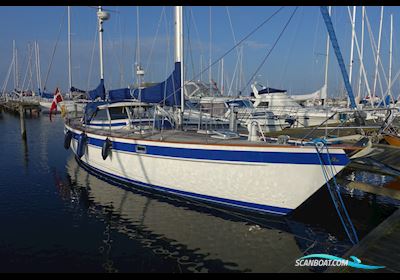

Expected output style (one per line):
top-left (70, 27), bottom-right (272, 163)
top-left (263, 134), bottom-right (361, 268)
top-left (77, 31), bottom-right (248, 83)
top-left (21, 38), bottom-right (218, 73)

top-left (0, 112), bottom-right (398, 272)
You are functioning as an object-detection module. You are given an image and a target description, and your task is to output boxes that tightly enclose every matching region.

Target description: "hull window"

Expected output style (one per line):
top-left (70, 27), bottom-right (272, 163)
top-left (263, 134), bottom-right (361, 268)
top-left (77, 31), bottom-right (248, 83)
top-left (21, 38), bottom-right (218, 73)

top-left (135, 145), bottom-right (147, 154)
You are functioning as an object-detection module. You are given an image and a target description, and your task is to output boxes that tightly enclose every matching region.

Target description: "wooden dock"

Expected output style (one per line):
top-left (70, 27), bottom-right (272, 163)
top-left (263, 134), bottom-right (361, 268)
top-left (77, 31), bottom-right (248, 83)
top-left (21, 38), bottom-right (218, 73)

top-left (0, 97), bottom-right (5, 108)
top-left (327, 207), bottom-right (400, 273)
top-left (0, 98), bottom-right (41, 140)
top-left (0, 99), bottom-right (40, 114)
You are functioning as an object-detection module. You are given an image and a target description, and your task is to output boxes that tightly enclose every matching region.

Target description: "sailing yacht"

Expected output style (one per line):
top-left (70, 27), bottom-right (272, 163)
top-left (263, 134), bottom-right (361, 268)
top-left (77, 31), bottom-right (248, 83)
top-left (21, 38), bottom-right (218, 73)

top-left (40, 7), bottom-right (89, 115)
top-left (64, 6), bottom-right (368, 216)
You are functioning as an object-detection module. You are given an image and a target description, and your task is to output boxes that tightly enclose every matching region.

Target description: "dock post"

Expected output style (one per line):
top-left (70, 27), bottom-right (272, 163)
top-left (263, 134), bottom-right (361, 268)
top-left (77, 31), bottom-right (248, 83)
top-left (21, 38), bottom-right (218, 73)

top-left (198, 108), bottom-right (203, 131)
top-left (229, 104), bottom-right (238, 133)
top-left (19, 105), bottom-right (27, 140)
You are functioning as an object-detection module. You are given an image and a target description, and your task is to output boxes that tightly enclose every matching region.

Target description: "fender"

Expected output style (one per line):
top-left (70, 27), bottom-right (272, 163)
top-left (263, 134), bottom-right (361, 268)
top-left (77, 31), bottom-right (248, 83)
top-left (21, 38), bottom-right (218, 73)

top-left (64, 130), bottom-right (73, 150)
top-left (102, 138), bottom-right (112, 160)
top-left (77, 133), bottom-right (87, 158)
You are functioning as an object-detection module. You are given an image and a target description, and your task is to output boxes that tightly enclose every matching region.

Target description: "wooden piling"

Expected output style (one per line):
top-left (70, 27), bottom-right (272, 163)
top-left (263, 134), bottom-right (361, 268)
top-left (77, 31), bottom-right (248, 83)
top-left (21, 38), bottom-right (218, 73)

top-left (19, 104), bottom-right (27, 140)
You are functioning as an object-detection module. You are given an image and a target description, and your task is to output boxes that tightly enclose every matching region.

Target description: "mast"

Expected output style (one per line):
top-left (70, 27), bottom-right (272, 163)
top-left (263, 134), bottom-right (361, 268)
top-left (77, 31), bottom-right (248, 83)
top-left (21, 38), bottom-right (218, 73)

top-left (372, 6), bottom-right (384, 104)
top-left (349, 6), bottom-right (356, 85)
top-left (21, 43), bottom-right (33, 92)
top-left (220, 58), bottom-right (224, 95)
top-left (34, 41), bottom-right (39, 92)
top-left (323, 6), bottom-right (331, 107)
top-left (209, 6), bottom-right (212, 93)
top-left (13, 40), bottom-right (18, 90)
top-left (350, 7), bottom-right (372, 109)
top-left (388, 13), bottom-right (393, 103)
top-left (347, 6), bottom-right (356, 108)
top-left (135, 7), bottom-right (145, 89)
top-left (2, 50), bottom-right (15, 102)
top-left (16, 45), bottom-right (19, 92)
top-left (200, 54), bottom-right (203, 81)
top-left (239, 45), bottom-right (244, 95)
top-left (68, 6), bottom-right (72, 98)
top-left (357, 6), bottom-right (365, 101)
top-left (97, 6), bottom-right (109, 82)
top-left (175, 6), bottom-right (184, 115)
top-left (37, 42), bottom-right (42, 92)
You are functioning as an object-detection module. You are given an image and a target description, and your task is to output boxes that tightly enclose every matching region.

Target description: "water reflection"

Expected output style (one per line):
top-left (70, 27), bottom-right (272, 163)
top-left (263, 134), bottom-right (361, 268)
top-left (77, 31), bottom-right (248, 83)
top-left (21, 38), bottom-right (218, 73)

top-left (21, 138), bottom-right (29, 168)
top-left (340, 167), bottom-right (400, 207)
top-left (54, 156), bottom-right (368, 272)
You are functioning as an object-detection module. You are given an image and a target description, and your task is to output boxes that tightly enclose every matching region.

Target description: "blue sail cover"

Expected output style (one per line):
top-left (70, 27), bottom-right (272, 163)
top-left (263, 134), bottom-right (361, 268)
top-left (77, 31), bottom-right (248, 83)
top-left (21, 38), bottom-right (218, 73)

top-left (39, 90), bottom-right (54, 99)
top-left (108, 87), bottom-right (131, 101)
top-left (82, 101), bottom-right (108, 124)
top-left (88, 79), bottom-right (105, 100)
top-left (132, 62), bottom-right (182, 106)
top-left (378, 95), bottom-right (392, 107)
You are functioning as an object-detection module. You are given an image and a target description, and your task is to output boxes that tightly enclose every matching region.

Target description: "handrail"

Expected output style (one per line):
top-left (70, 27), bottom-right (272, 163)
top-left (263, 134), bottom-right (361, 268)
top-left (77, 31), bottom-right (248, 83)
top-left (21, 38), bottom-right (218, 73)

top-left (300, 111), bottom-right (339, 143)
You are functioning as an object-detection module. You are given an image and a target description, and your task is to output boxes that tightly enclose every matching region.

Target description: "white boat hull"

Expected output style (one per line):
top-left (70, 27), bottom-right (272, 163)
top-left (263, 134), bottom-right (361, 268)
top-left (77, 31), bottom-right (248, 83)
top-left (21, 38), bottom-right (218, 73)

top-left (40, 100), bottom-right (86, 113)
top-left (270, 109), bottom-right (340, 128)
top-left (65, 124), bottom-right (349, 215)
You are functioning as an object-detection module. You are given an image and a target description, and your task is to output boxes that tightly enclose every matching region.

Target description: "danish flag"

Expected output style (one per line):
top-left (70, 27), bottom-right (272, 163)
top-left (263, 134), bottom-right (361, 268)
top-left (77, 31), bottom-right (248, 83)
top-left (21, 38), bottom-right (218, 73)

top-left (49, 87), bottom-right (63, 121)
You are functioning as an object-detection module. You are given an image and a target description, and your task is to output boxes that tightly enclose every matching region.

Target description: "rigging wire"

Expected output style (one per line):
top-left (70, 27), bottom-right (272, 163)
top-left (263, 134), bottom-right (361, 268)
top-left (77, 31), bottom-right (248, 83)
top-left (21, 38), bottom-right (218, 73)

top-left (119, 6), bottom-right (126, 88)
top-left (144, 7), bottom-right (166, 80)
top-left (1, 55), bottom-right (15, 95)
top-left (392, 16), bottom-right (400, 100)
top-left (87, 21), bottom-right (98, 91)
top-left (209, 6), bottom-right (212, 94)
top-left (241, 7), bottom-right (299, 94)
top-left (185, 7), bottom-right (196, 82)
top-left (21, 43), bottom-right (34, 91)
top-left (26, 44), bottom-right (35, 91)
top-left (365, 8), bottom-right (388, 99)
top-left (153, 6), bottom-right (287, 107)
top-left (226, 6), bottom-right (240, 95)
top-left (135, 6), bottom-right (141, 86)
top-left (279, 6), bottom-right (303, 89)
top-left (311, 7), bottom-right (321, 81)
top-left (103, 32), bottom-right (114, 90)
top-left (189, 8), bottom-right (205, 81)
top-left (162, 7), bottom-right (172, 107)
top-left (106, 8), bottom-right (129, 90)
top-left (226, 7), bottom-right (240, 59)
top-left (190, 6), bottom-right (286, 89)
top-left (43, 8), bottom-right (67, 91)
top-left (113, 6), bottom-right (126, 88)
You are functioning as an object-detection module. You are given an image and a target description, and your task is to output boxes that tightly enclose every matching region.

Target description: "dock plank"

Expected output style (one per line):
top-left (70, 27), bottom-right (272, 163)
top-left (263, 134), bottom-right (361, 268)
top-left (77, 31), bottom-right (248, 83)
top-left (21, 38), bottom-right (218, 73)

top-left (327, 208), bottom-right (400, 273)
